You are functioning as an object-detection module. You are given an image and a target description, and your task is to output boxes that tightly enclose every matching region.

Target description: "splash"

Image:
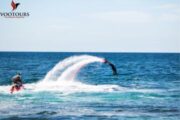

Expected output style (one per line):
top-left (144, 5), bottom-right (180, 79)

top-left (43, 55), bottom-right (101, 81)
top-left (58, 55), bottom-right (104, 81)
top-left (34, 55), bottom-right (122, 93)
top-left (44, 55), bottom-right (104, 81)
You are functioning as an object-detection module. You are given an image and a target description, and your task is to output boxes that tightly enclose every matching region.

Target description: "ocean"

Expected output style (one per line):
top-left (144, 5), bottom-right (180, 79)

top-left (0, 52), bottom-right (179, 120)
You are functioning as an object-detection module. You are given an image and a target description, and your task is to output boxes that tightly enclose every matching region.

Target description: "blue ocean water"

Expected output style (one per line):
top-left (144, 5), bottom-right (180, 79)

top-left (0, 52), bottom-right (179, 120)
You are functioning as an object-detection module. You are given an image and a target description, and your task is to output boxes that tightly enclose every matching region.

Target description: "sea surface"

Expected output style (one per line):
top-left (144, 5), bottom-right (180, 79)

top-left (0, 52), bottom-right (179, 120)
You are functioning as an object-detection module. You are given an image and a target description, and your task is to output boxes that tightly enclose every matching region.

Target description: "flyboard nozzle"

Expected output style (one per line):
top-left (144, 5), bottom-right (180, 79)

top-left (103, 59), bottom-right (118, 75)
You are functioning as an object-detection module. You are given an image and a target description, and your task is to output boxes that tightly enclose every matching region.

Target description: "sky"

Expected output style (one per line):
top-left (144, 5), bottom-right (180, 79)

top-left (0, 0), bottom-right (180, 52)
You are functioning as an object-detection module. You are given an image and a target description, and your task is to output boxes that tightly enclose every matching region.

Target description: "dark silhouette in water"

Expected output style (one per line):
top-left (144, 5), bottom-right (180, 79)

top-left (104, 59), bottom-right (118, 75)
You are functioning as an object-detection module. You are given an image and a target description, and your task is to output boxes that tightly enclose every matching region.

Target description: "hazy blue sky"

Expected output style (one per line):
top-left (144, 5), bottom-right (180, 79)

top-left (0, 0), bottom-right (179, 52)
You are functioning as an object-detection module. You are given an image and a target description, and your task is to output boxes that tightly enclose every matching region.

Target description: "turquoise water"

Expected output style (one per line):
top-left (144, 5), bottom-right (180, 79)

top-left (0, 52), bottom-right (179, 120)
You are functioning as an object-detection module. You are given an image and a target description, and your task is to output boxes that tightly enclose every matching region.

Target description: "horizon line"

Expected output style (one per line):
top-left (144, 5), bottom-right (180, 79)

top-left (0, 50), bottom-right (179, 54)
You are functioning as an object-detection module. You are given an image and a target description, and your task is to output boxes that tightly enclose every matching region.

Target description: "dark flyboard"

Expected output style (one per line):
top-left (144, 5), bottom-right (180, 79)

top-left (104, 59), bottom-right (118, 75)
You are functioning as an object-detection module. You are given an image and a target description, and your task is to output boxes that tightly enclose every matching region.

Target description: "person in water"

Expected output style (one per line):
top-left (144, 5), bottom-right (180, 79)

top-left (11, 72), bottom-right (23, 93)
top-left (104, 59), bottom-right (118, 75)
